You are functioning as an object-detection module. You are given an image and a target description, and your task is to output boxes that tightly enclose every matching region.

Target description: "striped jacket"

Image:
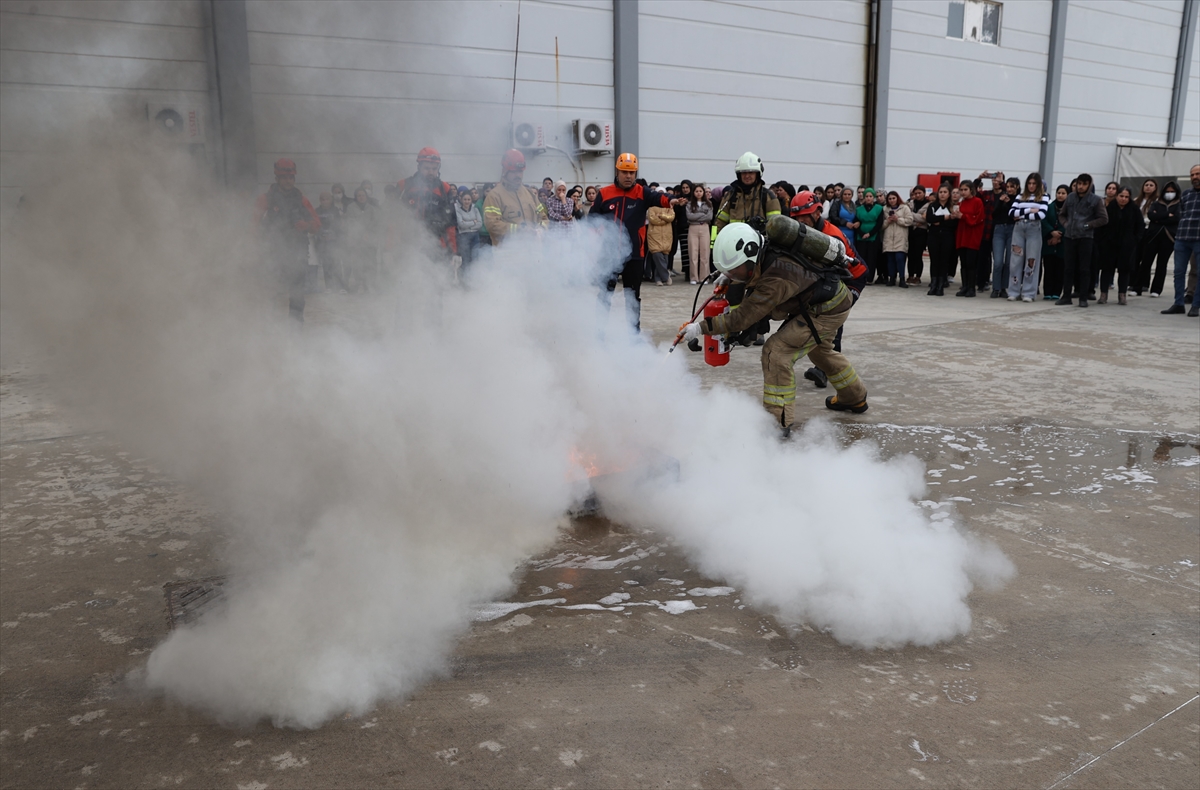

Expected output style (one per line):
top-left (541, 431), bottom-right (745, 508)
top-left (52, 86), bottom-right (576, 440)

top-left (1009, 194), bottom-right (1050, 222)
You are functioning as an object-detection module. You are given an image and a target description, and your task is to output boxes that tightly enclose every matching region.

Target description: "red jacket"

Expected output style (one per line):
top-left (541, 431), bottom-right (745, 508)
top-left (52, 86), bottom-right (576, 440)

top-left (589, 182), bottom-right (672, 259)
top-left (253, 185), bottom-right (320, 235)
top-left (955, 196), bottom-right (985, 250)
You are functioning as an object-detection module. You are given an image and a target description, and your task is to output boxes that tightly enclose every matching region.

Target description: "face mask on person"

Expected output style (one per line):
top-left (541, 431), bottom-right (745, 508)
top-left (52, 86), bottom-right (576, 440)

top-left (1164, 191), bottom-right (1177, 201)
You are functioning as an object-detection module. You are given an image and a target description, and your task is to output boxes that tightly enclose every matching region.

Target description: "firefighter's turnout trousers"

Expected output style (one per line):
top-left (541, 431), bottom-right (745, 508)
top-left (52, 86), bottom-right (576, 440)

top-left (761, 284), bottom-right (867, 427)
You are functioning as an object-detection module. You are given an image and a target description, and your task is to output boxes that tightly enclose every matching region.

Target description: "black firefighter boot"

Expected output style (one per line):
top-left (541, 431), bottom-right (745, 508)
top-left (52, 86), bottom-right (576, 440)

top-left (804, 366), bottom-right (829, 388)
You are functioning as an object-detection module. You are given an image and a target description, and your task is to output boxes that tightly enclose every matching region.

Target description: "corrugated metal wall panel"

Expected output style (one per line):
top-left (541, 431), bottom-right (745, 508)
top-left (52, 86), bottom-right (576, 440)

top-left (1054, 0), bottom-right (1185, 185)
top-left (636, 0), bottom-right (869, 188)
top-left (883, 0), bottom-right (1051, 192)
top-left (244, 0), bottom-right (615, 193)
top-left (0, 1), bottom-right (210, 216)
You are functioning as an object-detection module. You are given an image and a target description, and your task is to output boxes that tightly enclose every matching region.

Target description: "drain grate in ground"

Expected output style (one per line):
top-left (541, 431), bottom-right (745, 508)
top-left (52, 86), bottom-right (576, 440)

top-left (164, 576), bottom-right (227, 629)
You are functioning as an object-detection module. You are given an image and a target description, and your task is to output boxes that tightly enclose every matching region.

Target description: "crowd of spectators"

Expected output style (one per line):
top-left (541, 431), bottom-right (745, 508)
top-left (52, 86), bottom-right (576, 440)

top-left (264, 159), bottom-right (1200, 319)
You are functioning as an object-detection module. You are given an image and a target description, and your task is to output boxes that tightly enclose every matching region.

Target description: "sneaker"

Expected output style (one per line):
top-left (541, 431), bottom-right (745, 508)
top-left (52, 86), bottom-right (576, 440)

top-left (689, 280), bottom-right (698, 285)
top-left (1149, 292), bottom-right (1160, 298)
top-left (990, 290), bottom-right (1001, 298)
top-left (1022, 297), bottom-right (1033, 303)
top-left (804, 367), bottom-right (829, 389)
top-left (825, 394), bottom-right (868, 414)
top-left (1007, 295), bottom-right (1018, 301)
top-left (999, 289), bottom-right (1009, 298)
top-left (1162, 304), bottom-right (1185, 314)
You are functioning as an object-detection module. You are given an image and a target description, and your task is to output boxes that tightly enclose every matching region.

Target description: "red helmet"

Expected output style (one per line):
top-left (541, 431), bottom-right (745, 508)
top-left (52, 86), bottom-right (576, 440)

top-left (416, 147), bottom-right (441, 164)
top-left (501, 148), bottom-right (526, 173)
top-left (274, 158), bottom-right (297, 176)
top-left (790, 190), bottom-right (821, 217)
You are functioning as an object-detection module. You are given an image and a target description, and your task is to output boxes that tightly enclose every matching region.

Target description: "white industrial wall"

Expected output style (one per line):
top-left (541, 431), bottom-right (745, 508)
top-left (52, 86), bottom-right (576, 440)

top-left (244, 0), bottom-right (614, 196)
top-left (637, 0), bottom-right (869, 189)
top-left (0, 0), bottom-right (211, 217)
top-left (2, 0), bottom-right (1196, 207)
top-left (1053, 0), bottom-right (1192, 187)
top-left (884, 0), bottom-right (1051, 192)
top-left (1185, 28), bottom-right (1200, 148)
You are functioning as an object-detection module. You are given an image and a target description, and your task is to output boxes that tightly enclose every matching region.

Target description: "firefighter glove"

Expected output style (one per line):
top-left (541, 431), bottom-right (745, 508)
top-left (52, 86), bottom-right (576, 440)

top-left (681, 321), bottom-right (704, 342)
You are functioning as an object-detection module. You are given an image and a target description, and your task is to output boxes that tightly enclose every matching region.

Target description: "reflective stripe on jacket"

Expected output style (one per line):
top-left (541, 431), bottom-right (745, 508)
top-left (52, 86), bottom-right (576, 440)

top-left (482, 182), bottom-right (547, 244)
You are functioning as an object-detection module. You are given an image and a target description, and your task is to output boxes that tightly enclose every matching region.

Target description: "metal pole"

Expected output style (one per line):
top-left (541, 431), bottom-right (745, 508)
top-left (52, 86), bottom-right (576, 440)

top-left (1168, 0), bottom-right (1197, 145)
top-left (209, 0), bottom-right (257, 192)
top-left (1039, 0), bottom-right (1068, 182)
top-left (873, 0), bottom-right (893, 188)
top-left (613, 0), bottom-right (639, 157)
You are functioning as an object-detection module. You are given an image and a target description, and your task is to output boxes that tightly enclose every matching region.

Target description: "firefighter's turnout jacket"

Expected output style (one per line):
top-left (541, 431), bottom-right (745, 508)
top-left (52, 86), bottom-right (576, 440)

top-left (700, 242), bottom-right (867, 428)
top-left (482, 182), bottom-right (548, 244)
top-left (700, 246), bottom-right (848, 338)
top-left (712, 178), bottom-right (781, 240)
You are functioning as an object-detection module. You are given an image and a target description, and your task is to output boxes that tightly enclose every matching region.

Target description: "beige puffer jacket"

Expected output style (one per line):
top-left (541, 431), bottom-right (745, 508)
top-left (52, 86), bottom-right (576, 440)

top-left (881, 202), bottom-right (914, 253)
top-left (646, 206), bottom-right (675, 254)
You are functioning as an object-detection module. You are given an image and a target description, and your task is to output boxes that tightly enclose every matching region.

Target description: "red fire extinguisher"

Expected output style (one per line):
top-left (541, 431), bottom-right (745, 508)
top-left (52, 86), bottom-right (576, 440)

top-left (702, 298), bottom-right (730, 367)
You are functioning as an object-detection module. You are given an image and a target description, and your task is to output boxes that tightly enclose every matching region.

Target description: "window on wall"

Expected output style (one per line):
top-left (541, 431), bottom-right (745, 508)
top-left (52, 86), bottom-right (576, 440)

top-left (947, 0), bottom-right (1002, 45)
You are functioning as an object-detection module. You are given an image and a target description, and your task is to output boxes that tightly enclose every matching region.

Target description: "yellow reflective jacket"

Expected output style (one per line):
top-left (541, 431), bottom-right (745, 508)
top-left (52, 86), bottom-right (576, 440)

top-left (483, 182), bottom-right (548, 244)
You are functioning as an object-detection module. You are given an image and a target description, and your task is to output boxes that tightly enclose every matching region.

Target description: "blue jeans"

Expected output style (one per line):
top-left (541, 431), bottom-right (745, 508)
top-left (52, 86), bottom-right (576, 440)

top-left (1173, 238), bottom-right (1200, 307)
top-left (886, 251), bottom-right (907, 279)
top-left (992, 224), bottom-right (1013, 290)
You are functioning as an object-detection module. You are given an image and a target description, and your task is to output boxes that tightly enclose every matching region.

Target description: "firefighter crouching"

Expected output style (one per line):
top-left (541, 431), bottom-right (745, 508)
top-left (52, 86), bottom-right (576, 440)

top-left (680, 218), bottom-right (869, 436)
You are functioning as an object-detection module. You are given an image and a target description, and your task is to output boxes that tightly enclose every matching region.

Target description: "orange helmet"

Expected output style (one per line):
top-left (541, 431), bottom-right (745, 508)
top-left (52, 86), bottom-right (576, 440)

top-left (416, 146), bottom-right (441, 164)
top-left (501, 148), bottom-right (526, 173)
top-left (273, 158), bottom-right (296, 176)
top-left (790, 190), bottom-right (821, 217)
top-left (615, 152), bottom-right (639, 172)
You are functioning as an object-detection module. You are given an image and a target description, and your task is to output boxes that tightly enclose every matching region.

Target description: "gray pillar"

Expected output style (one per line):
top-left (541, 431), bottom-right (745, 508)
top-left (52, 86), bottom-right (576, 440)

top-left (210, 0), bottom-right (257, 191)
top-left (1169, 0), bottom-right (1197, 145)
top-left (872, 0), bottom-right (893, 187)
top-left (1039, 0), bottom-right (1068, 181)
top-left (613, 0), bottom-right (638, 157)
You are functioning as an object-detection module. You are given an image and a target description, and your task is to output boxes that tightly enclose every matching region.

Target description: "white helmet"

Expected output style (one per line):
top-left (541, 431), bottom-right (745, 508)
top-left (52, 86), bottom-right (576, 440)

top-left (713, 224), bottom-right (763, 275)
top-left (734, 151), bottom-right (764, 175)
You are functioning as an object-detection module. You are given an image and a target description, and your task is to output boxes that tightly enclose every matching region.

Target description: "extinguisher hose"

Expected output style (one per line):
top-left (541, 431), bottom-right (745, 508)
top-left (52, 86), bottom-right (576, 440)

top-left (690, 271), bottom-right (720, 317)
top-left (669, 273), bottom-right (721, 353)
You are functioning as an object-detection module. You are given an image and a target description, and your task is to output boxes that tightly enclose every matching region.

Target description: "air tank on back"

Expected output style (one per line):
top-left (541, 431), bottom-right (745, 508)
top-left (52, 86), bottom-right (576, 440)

top-left (764, 215), bottom-right (848, 268)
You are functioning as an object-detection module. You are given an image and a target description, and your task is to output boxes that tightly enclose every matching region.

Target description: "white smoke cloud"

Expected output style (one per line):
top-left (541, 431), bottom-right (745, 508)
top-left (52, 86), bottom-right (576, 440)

top-left (0, 134), bottom-right (1012, 729)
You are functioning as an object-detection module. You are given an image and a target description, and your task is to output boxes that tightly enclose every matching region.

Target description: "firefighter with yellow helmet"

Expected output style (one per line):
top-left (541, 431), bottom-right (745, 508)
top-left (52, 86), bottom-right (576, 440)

top-left (680, 218), bottom-right (869, 436)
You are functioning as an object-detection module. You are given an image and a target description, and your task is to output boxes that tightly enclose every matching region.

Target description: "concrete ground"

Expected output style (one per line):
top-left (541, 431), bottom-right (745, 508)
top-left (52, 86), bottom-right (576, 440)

top-left (2, 272), bottom-right (1198, 789)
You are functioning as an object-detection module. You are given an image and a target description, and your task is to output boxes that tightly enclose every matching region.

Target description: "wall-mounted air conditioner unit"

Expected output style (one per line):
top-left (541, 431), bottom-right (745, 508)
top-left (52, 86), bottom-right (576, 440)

top-left (512, 122), bottom-right (545, 151)
top-left (574, 119), bottom-right (613, 154)
top-left (147, 103), bottom-right (205, 143)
